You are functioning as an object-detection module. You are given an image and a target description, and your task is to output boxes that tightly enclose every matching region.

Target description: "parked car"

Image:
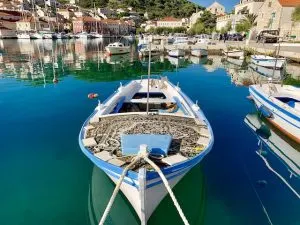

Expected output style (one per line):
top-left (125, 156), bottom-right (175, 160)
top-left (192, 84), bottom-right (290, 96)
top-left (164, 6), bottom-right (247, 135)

top-left (256, 30), bottom-right (279, 43)
top-left (228, 33), bottom-right (244, 41)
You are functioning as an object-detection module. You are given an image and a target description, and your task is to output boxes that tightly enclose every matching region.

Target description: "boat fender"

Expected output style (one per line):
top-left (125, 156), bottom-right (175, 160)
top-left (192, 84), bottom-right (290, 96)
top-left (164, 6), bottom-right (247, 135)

top-left (259, 105), bottom-right (273, 118)
top-left (88, 93), bottom-right (99, 99)
top-left (53, 78), bottom-right (58, 83)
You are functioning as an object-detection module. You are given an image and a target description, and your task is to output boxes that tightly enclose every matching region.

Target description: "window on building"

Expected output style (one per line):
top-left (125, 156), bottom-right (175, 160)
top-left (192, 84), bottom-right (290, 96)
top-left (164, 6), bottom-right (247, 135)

top-left (268, 1), bottom-right (272, 7)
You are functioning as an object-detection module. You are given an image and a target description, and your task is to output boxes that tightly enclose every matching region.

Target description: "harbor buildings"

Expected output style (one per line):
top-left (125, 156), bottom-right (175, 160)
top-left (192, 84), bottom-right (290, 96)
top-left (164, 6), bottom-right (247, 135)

top-left (207, 2), bottom-right (225, 16)
top-left (156, 17), bottom-right (185, 28)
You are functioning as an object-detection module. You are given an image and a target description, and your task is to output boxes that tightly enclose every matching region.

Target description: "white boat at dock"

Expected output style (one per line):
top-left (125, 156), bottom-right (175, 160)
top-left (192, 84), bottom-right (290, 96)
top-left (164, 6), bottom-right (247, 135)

top-left (17, 32), bottom-right (30, 39)
top-left (168, 49), bottom-right (185, 57)
top-left (138, 45), bottom-right (161, 57)
top-left (42, 33), bottom-right (53, 39)
top-left (195, 34), bottom-right (210, 44)
top-left (79, 75), bottom-right (214, 224)
top-left (105, 42), bottom-right (131, 55)
top-left (52, 32), bottom-right (69, 39)
top-left (251, 55), bottom-right (286, 69)
top-left (173, 36), bottom-right (190, 45)
top-left (249, 83), bottom-right (300, 143)
top-left (222, 49), bottom-right (244, 59)
top-left (191, 48), bottom-right (208, 57)
top-left (30, 32), bottom-right (42, 39)
top-left (77, 32), bottom-right (89, 39)
top-left (89, 32), bottom-right (101, 38)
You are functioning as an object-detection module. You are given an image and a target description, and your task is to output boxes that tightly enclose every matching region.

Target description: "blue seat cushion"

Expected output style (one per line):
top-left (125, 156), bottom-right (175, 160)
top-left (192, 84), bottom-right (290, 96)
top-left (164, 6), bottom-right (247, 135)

top-left (121, 134), bottom-right (172, 156)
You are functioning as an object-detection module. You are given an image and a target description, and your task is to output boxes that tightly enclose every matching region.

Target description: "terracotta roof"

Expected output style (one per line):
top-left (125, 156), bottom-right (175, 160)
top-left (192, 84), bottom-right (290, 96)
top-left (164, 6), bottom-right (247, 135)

top-left (75, 16), bottom-right (99, 22)
top-left (158, 17), bottom-right (181, 22)
top-left (102, 19), bottom-right (120, 24)
top-left (278, 0), bottom-right (300, 7)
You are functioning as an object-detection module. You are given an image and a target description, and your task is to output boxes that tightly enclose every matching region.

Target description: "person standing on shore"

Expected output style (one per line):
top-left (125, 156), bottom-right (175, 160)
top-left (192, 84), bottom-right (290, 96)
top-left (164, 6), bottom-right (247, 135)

top-left (224, 32), bottom-right (227, 43)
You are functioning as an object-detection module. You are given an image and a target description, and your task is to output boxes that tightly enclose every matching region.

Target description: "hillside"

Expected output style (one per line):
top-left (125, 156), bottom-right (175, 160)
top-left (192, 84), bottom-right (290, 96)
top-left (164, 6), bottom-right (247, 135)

top-left (65, 0), bottom-right (203, 19)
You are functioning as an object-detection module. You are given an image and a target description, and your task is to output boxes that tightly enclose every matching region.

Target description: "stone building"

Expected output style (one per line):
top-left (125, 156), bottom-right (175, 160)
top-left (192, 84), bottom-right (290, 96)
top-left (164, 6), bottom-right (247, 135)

top-left (234, 0), bottom-right (265, 14)
top-left (189, 10), bottom-right (204, 27)
top-left (207, 1), bottom-right (225, 16)
top-left (256, 0), bottom-right (300, 40)
top-left (156, 17), bottom-right (184, 28)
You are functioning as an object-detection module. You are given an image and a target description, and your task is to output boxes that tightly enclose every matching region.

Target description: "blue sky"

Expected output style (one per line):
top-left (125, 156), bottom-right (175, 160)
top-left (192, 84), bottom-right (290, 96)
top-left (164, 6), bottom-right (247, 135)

top-left (191, 0), bottom-right (236, 12)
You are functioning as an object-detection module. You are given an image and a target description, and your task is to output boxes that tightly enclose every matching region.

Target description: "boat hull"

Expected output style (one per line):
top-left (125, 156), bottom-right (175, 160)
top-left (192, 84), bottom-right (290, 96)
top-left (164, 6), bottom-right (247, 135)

top-left (106, 47), bottom-right (130, 55)
top-left (223, 50), bottom-right (244, 59)
top-left (249, 86), bottom-right (300, 143)
top-left (168, 49), bottom-right (185, 57)
top-left (191, 49), bottom-right (208, 57)
top-left (251, 56), bottom-right (286, 69)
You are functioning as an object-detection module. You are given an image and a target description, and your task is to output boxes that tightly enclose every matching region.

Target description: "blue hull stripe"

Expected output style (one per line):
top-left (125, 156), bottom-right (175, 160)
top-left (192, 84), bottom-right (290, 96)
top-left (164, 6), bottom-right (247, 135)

top-left (250, 86), bottom-right (300, 123)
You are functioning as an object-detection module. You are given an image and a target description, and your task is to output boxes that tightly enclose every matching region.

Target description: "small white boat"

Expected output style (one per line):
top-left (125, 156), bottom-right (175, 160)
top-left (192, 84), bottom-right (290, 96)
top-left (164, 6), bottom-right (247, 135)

top-left (52, 32), bottom-right (69, 39)
top-left (17, 32), bottom-right (30, 39)
top-left (249, 83), bottom-right (300, 143)
top-left (42, 33), bottom-right (53, 39)
top-left (251, 55), bottom-right (286, 69)
top-left (89, 32), bottom-right (101, 38)
top-left (168, 49), bottom-right (185, 58)
top-left (191, 48), bottom-right (208, 57)
top-left (77, 32), bottom-right (89, 39)
top-left (79, 75), bottom-right (214, 224)
top-left (30, 32), bottom-right (43, 39)
top-left (139, 45), bottom-right (161, 57)
top-left (69, 33), bottom-right (80, 39)
top-left (173, 36), bottom-right (189, 45)
top-left (223, 49), bottom-right (244, 59)
top-left (105, 42), bottom-right (131, 55)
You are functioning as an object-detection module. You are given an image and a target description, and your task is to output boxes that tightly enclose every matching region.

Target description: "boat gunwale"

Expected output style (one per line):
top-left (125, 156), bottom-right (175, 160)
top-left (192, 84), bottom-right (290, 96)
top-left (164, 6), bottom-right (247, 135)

top-left (79, 78), bottom-right (214, 181)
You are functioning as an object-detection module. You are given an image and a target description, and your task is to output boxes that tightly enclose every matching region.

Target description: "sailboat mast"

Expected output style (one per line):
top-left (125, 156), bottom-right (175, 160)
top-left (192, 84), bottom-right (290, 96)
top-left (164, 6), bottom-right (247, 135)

top-left (146, 36), bottom-right (152, 115)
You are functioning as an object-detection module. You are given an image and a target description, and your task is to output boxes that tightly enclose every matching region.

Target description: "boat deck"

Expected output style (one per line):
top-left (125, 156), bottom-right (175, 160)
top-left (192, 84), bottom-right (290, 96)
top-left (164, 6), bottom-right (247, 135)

top-left (82, 114), bottom-right (211, 169)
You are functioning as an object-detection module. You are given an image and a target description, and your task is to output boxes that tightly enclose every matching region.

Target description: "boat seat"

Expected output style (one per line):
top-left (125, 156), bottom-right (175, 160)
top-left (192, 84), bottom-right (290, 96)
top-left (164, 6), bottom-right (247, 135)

top-left (112, 96), bottom-right (126, 113)
top-left (195, 118), bottom-right (206, 127)
top-left (197, 136), bottom-right (210, 147)
top-left (90, 116), bottom-right (100, 123)
top-left (94, 151), bottom-right (113, 161)
top-left (161, 154), bottom-right (188, 166)
top-left (201, 128), bottom-right (210, 137)
top-left (82, 138), bottom-right (97, 147)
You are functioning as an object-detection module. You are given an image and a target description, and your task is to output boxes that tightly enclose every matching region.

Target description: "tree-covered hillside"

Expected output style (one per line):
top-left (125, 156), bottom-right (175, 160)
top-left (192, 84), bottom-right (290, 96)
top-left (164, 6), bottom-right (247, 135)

top-left (65, 0), bottom-right (203, 19)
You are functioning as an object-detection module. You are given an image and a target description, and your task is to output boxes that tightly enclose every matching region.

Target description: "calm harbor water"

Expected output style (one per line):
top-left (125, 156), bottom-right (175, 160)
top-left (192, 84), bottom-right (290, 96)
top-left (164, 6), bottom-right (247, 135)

top-left (0, 39), bottom-right (299, 225)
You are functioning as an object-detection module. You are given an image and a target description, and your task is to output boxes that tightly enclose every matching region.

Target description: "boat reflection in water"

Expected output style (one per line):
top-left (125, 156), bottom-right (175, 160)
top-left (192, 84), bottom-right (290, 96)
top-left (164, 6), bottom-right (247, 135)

top-left (88, 163), bottom-right (206, 225)
top-left (244, 113), bottom-right (300, 198)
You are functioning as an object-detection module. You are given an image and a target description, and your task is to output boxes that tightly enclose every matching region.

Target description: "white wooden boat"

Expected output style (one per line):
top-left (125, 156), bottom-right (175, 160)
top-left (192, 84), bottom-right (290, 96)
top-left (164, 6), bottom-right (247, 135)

top-left (173, 36), bottom-right (189, 45)
top-left (42, 33), bottom-right (53, 39)
top-left (249, 84), bottom-right (300, 143)
top-left (52, 32), bottom-right (69, 39)
top-left (77, 32), bottom-right (89, 39)
top-left (17, 32), bottom-right (30, 39)
top-left (245, 113), bottom-right (300, 178)
top-left (222, 49), bottom-right (244, 59)
top-left (191, 48), bottom-right (208, 57)
top-left (195, 34), bottom-right (210, 44)
top-left (105, 42), bottom-right (131, 55)
top-left (168, 49), bottom-right (185, 58)
top-left (139, 45), bottom-right (161, 57)
top-left (251, 55), bottom-right (286, 69)
top-left (30, 32), bottom-right (42, 39)
top-left (79, 75), bottom-right (214, 224)
top-left (89, 32), bottom-right (101, 38)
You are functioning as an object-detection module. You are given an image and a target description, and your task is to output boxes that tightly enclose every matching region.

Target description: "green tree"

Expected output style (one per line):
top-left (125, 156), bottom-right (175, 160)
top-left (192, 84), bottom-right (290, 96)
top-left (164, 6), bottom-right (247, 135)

top-left (292, 6), bottom-right (300, 22)
top-left (236, 13), bottom-right (257, 33)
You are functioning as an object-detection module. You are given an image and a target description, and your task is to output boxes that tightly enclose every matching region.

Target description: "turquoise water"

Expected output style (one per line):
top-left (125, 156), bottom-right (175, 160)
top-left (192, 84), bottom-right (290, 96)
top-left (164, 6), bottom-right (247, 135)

top-left (0, 39), bottom-right (299, 225)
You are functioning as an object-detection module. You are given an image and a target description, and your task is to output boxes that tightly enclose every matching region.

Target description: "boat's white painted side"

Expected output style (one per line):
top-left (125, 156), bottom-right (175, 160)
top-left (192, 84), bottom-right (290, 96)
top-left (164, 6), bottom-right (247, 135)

top-left (250, 85), bottom-right (300, 143)
top-left (17, 33), bottom-right (30, 39)
top-left (251, 55), bottom-right (286, 69)
top-left (249, 63), bottom-right (282, 78)
top-left (30, 32), bottom-right (43, 39)
top-left (223, 50), bottom-right (244, 59)
top-left (42, 33), bottom-right (53, 39)
top-left (191, 49), bottom-right (208, 57)
top-left (79, 78), bottom-right (214, 223)
top-left (168, 49), bottom-right (185, 57)
top-left (105, 46), bottom-right (131, 55)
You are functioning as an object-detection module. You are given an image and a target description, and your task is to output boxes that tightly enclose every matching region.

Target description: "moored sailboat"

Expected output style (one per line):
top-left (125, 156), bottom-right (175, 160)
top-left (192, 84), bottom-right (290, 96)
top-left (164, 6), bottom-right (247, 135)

top-left (251, 55), bottom-right (286, 69)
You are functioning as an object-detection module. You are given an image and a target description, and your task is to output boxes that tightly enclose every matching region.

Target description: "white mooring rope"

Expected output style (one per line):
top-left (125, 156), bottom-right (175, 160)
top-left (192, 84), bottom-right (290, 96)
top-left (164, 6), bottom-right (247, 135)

top-left (98, 149), bottom-right (190, 225)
